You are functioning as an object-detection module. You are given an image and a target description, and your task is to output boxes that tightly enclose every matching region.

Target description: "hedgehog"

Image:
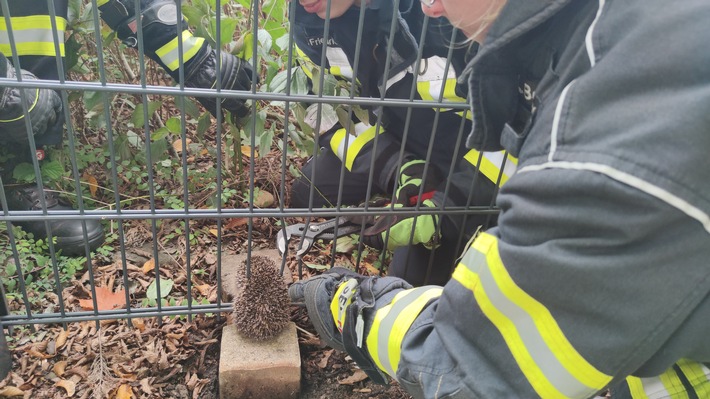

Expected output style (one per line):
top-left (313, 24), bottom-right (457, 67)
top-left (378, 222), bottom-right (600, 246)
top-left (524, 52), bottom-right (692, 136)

top-left (232, 255), bottom-right (291, 340)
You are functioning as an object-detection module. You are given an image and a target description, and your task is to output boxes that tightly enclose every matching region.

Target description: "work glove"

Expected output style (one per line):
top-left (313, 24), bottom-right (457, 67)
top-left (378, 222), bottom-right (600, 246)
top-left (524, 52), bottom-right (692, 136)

top-left (289, 268), bottom-right (412, 384)
top-left (184, 46), bottom-right (255, 119)
top-left (361, 159), bottom-right (442, 251)
top-left (0, 54), bottom-right (63, 145)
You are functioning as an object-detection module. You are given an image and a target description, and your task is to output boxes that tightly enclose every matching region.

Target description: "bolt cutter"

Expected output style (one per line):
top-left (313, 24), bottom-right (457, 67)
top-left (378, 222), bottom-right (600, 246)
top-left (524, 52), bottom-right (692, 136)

top-left (276, 217), bottom-right (363, 257)
top-left (276, 191), bottom-right (437, 257)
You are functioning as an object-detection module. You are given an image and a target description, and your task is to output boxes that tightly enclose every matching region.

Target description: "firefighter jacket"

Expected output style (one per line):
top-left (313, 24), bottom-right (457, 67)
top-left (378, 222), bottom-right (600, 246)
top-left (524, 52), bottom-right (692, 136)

top-left (292, 0), bottom-right (516, 240)
top-left (349, 0), bottom-right (710, 398)
top-left (0, 0), bottom-right (248, 147)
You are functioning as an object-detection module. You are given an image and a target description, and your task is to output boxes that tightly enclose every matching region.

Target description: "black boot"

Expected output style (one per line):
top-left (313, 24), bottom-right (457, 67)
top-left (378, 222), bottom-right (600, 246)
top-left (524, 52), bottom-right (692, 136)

top-left (3, 185), bottom-right (105, 256)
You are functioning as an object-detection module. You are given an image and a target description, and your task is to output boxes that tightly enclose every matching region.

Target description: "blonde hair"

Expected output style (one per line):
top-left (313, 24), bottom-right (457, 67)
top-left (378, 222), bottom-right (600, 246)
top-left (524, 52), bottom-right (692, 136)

top-left (462, 0), bottom-right (507, 43)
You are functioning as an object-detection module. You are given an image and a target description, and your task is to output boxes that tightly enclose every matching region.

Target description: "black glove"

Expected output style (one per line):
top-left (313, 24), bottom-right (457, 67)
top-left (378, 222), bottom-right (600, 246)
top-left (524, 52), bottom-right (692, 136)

top-left (289, 268), bottom-right (413, 385)
top-left (185, 47), bottom-right (255, 118)
top-left (288, 267), bottom-right (364, 352)
top-left (0, 54), bottom-right (63, 145)
top-left (98, 0), bottom-right (256, 118)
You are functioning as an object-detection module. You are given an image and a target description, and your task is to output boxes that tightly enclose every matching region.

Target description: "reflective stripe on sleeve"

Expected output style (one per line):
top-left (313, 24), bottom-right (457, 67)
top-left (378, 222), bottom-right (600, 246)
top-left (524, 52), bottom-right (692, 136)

top-left (628, 360), bottom-right (710, 399)
top-left (627, 367), bottom-right (689, 399)
top-left (329, 122), bottom-right (383, 171)
top-left (0, 16), bottom-right (66, 57)
top-left (464, 149), bottom-right (518, 186)
top-left (0, 88), bottom-right (39, 123)
top-left (366, 286), bottom-right (443, 378)
top-left (452, 232), bottom-right (611, 398)
top-left (155, 30), bottom-right (205, 71)
top-left (677, 359), bottom-right (710, 397)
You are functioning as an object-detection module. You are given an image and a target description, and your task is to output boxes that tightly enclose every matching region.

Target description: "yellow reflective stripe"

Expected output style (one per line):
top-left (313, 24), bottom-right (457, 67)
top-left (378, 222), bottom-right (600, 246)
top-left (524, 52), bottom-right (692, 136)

top-left (452, 232), bottom-right (611, 398)
top-left (366, 286), bottom-right (443, 378)
top-left (677, 359), bottom-right (710, 397)
top-left (627, 368), bottom-right (688, 399)
top-left (329, 279), bottom-right (358, 333)
top-left (464, 149), bottom-right (518, 186)
top-left (456, 110), bottom-right (473, 120)
top-left (155, 30), bottom-right (204, 71)
top-left (0, 88), bottom-right (39, 123)
top-left (627, 377), bottom-right (650, 399)
top-left (329, 124), bottom-right (383, 171)
top-left (658, 368), bottom-right (690, 399)
top-left (0, 16), bottom-right (66, 57)
top-left (416, 78), bottom-right (465, 104)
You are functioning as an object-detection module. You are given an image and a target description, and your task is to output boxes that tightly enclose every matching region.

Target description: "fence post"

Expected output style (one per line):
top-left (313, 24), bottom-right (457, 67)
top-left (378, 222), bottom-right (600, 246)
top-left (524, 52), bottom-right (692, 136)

top-left (0, 285), bottom-right (11, 380)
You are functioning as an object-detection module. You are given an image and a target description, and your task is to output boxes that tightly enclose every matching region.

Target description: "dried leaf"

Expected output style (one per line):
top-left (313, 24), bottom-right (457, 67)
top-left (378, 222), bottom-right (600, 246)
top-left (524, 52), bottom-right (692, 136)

top-left (139, 378), bottom-right (152, 395)
top-left (131, 318), bottom-right (146, 332)
top-left (115, 384), bottom-right (134, 399)
top-left (56, 329), bottom-right (69, 350)
top-left (225, 218), bottom-right (248, 231)
top-left (78, 287), bottom-right (127, 311)
top-left (172, 138), bottom-right (191, 154)
top-left (53, 360), bottom-right (68, 377)
top-left (142, 258), bottom-right (156, 275)
top-left (194, 284), bottom-right (211, 296)
top-left (208, 229), bottom-right (219, 237)
top-left (27, 348), bottom-right (52, 359)
top-left (55, 379), bottom-right (76, 397)
top-left (240, 145), bottom-right (257, 158)
top-left (82, 173), bottom-right (99, 198)
top-left (338, 369), bottom-right (368, 385)
top-left (362, 261), bottom-right (381, 276)
top-left (317, 349), bottom-right (333, 369)
top-left (0, 386), bottom-right (24, 397)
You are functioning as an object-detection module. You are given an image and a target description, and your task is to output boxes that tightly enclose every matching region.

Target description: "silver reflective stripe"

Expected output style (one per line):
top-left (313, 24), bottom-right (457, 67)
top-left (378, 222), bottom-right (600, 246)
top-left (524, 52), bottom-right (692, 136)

top-left (156, 31), bottom-right (204, 71)
top-left (325, 46), bottom-right (353, 80)
top-left (0, 28), bottom-right (65, 56)
top-left (459, 246), bottom-right (600, 398)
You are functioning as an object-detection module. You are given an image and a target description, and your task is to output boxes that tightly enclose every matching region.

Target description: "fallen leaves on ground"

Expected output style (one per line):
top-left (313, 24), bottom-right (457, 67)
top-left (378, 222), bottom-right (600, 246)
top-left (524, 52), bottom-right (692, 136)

top-left (0, 386), bottom-right (24, 397)
top-left (78, 287), bottom-right (127, 311)
top-left (338, 369), bottom-right (369, 385)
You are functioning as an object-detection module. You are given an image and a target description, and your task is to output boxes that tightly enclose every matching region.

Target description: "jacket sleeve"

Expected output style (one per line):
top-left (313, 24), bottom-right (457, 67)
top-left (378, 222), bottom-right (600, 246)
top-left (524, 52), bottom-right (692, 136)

top-left (433, 148), bottom-right (516, 244)
top-left (0, 53), bottom-right (63, 145)
top-left (295, 47), bottom-right (417, 193)
top-left (359, 168), bottom-right (710, 398)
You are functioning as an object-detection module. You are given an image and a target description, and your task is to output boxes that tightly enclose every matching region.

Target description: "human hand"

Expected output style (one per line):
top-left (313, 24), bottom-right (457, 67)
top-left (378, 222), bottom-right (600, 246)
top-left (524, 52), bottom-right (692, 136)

top-left (288, 267), bottom-right (364, 352)
top-left (393, 159), bottom-right (441, 206)
top-left (186, 49), bottom-right (256, 119)
top-left (360, 199), bottom-right (440, 251)
top-left (289, 268), bottom-right (413, 385)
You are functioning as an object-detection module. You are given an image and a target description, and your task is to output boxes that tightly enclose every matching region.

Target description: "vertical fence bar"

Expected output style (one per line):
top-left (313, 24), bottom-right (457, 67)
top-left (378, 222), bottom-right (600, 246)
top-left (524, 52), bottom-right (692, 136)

top-left (0, 282), bottom-right (11, 379)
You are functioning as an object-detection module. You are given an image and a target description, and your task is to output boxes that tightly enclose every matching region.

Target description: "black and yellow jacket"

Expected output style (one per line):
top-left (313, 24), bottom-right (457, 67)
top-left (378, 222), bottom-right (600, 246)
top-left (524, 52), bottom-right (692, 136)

top-left (340, 0), bottom-right (710, 397)
top-left (291, 0), bottom-right (516, 240)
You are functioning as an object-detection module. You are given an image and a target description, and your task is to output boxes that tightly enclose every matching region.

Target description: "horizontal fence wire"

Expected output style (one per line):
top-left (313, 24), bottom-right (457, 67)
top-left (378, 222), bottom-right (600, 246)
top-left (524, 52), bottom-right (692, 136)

top-left (0, 0), bottom-right (503, 380)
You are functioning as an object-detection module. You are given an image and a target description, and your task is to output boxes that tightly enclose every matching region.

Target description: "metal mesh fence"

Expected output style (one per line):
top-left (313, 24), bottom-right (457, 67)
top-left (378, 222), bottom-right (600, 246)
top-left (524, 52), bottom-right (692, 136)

top-left (0, 0), bottom-right (504, 381)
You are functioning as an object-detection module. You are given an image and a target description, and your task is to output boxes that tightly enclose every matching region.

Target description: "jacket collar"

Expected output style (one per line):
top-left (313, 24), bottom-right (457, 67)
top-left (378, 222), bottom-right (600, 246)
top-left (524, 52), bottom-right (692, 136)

top-left (464, 0), bottom-right (572, 151)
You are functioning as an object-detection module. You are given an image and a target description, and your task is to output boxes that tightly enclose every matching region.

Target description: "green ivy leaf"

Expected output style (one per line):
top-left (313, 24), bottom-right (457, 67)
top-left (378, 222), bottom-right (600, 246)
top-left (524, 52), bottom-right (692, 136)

top-left (166, 117), bottom-right (182, 134)
top-left (181, 4), bottom-right (206, 26)
top-left (12, 163), bottom-right (37, 183)
top-left (40, 160), bottom-right (64, 182)
top-left (146, 278), bottom-right (174, 300)
top-left (196, 112), bottom-right (211, 138)
top-left (305, 263), bottom-right (329, 270)
top-left (131, 101), bottom-right (163, 127)
top-left (151, 126), bottom-right (170, 142)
